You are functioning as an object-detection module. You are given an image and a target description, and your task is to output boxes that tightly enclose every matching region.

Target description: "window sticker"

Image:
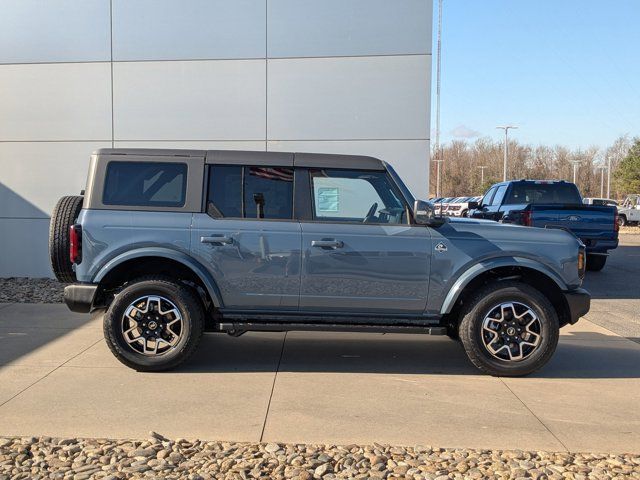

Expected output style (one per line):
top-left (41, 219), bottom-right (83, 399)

top-left (317, 187), bottom-right (339, 212)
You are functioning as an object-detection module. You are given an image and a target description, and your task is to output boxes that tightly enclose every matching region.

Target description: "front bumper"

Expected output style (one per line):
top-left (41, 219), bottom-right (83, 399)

top-left (562, 287), bottom-right (591, 324)
top-left (64, 284), bottom-right (98, 313)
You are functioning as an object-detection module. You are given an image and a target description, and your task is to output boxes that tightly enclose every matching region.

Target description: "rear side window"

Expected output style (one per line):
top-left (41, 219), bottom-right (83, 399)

top-left (103, 161), bottom-right (187, 207)
top-left (207, 165), bottom-right (294, 220)
top-left (504, 183), bottom-right (582, 204)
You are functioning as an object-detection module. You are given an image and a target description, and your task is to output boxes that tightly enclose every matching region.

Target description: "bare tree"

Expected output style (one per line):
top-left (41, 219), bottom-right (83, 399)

top-left (430, 136), bottom-right (633, 199)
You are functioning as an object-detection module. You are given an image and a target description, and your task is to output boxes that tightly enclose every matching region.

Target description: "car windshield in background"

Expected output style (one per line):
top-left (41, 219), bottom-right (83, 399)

top-left (504, 183), bottom-right (581, 205)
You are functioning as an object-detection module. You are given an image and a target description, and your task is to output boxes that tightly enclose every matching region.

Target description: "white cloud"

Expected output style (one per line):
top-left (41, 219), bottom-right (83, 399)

top-left (450, 124), bottom-right (481, 138)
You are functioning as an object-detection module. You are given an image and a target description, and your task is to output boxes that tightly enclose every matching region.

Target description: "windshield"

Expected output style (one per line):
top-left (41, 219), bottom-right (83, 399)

top-left (504, 183), bottom-right (582, 205)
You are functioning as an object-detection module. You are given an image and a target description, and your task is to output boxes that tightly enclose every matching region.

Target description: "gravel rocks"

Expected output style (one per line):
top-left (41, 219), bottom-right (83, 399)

top-left (0, 277), bottom-right (66, 303)
top-left (0, 434), bottom-right (638, 479)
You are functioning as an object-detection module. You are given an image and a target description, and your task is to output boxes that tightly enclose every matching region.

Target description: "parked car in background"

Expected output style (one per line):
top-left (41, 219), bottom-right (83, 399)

top-left (50, 149), bottom-right (589, 376)
top-left (444, 196), bottom-right (477, 217)
top-left (469, 180), bottom-right (618, 271)
top-left (617, 194), bottom-right (640, 226)
top-left (583, 197), bottom-right (618, 207)
top-left (433, 197), bottom-right (451, 215)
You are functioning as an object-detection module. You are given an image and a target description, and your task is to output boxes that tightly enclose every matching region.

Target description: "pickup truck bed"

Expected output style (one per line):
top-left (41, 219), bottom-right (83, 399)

top-left (503, 203), bottom-right (619, 254)
top-left (470, 180), bottom-right (618, 270)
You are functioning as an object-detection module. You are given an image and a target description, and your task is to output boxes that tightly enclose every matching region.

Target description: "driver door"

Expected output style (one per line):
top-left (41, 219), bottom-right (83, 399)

top-left (299, 168), bottom-right (430, 313)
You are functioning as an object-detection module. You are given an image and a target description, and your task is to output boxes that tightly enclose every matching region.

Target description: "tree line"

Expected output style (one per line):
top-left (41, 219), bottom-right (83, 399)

top-left (429, 135), bottom-right (640, 200)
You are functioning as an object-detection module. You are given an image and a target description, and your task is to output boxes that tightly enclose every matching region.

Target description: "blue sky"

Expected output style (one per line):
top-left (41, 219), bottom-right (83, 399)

top-left (432, 0), bottom-right (640, 148)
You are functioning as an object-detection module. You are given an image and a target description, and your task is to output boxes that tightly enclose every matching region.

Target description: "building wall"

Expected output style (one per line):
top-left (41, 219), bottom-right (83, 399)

top-left (0, 0), bottom-right (432, 277)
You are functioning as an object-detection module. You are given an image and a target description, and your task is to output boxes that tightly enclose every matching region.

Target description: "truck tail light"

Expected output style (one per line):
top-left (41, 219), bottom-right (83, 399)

top-left (614, 212), bottom-right (619, 233)
top-left (69, 224), bottom-right (82, 264)
top-left (521, 210), bottom-right (532, 226)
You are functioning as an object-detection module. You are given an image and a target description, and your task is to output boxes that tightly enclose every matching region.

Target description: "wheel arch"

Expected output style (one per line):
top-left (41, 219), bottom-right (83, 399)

top-left (93, 248), bottom-right (223, 309)
top-left (441, 259), bottom-right (571, 328)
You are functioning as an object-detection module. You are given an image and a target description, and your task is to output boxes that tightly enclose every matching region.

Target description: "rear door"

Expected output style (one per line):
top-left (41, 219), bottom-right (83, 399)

top-left (191, 162), bottom-right (302, 310)
top-left (298, 167), bottom-right (430, 313)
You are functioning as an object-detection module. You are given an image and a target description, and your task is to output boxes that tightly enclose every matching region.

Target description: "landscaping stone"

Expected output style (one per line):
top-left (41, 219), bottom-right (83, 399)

top-left (0, 435), bottom-right (638, 479)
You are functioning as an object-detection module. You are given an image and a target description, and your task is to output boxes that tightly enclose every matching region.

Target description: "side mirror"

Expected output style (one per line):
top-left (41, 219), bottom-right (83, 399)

top-left (413, 199), bottom-right (446, 226)
top-left (467, 201), bottom-right (479, 210)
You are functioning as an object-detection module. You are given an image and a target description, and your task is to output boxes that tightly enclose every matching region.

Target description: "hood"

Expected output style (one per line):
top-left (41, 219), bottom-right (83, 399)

top-left (443, 215), bottom-right (582, 248)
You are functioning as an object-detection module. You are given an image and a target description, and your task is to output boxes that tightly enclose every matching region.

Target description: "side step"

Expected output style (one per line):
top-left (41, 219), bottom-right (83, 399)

top-left (218, 322), bottom-right (447, 336)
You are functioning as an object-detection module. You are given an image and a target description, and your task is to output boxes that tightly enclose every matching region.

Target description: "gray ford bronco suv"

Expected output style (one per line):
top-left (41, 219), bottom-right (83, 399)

top-left (50, 148), bottom-right (590, 376)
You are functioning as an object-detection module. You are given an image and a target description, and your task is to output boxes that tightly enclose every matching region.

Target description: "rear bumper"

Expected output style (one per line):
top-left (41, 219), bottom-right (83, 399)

top-left (64, 284), bottom-right (98, 313)
top-left (562, 288), bottom-right (591, 324)
top-left (583, 238), bottom-right (618, 254)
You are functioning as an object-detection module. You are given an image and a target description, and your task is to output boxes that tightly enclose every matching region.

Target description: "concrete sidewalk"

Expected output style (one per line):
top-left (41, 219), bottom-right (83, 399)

top-left (0, 302), bottom-right (639, 455)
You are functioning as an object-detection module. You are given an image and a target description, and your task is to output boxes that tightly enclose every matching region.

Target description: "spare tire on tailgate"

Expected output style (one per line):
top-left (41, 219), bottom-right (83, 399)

top-left (49, 195), bottom-right (84, 283)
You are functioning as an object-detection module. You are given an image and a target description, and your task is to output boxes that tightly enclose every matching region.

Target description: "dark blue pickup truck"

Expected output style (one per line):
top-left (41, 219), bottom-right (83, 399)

top-left (469, 180), bottom-right (618, 271)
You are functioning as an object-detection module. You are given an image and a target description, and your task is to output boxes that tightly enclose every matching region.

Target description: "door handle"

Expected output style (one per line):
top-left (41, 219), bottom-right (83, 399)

top-left (311, 239), bottom-right (344, 249)
top-left (201, 235), bottom-right (233, 245)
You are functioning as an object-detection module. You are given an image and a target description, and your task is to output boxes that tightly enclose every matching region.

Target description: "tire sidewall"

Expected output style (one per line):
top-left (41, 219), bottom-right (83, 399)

top-left (104, 280), bottom-right (200, 371)
top-left (460, 283), bottom-right (559, 376)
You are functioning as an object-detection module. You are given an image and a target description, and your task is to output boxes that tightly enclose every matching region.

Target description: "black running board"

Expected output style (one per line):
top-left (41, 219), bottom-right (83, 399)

top-left (217, 322), bottom-right (447, 336)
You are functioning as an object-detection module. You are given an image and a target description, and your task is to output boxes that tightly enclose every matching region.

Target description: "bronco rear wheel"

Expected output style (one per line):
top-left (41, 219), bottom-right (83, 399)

top-left (459, 281), bottom-right (559, 376)
top-left (49, 195), bottom-right (84, 283)
top-left (103, 277), bottom-right (204, 371)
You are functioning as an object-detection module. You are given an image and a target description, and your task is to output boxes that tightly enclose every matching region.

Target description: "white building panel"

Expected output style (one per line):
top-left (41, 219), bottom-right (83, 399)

top-left (0, 63), bottom-right (111, 141)
top-left (267, 55), bottom-right (430, 141)
top-left (268, 0), bottom-right (432, 58)
top-left (0, 0), bottom-right (110, 64)
top-left (113, 60), bottom-right (266, 141)
top-left (112, 0), bottom-right (266, 61)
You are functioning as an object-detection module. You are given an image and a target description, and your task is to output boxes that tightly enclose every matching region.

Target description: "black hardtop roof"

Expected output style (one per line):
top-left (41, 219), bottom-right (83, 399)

top-left (93, 148), bottom-right (386, 171)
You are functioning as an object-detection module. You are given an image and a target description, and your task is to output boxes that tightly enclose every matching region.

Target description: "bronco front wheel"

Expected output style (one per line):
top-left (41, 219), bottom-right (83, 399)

top-left (459, 281), bottom-right (559, 376)
top-left (103, 277), bottom-right (204, 371)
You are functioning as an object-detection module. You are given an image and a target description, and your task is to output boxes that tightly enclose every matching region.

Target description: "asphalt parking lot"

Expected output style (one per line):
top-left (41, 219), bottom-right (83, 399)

top-left (0, 235), bottom-right (638, 455)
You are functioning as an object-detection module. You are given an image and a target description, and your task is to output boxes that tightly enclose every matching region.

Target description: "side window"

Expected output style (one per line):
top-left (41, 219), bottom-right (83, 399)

top-left (103, 161), bottom-right (187, 207)
top-left (481, 187), bottom-right (496, 206)
top-left (207, 165), bottom-right (242, 217)
top-left (309, 169), bottom-right (406, 224)
top-left (207, 165), bottom-right (294, 220)
top-left (491, 185), bottom-right (507, 206)
top-left (243, 166), bottom-right (293, 219)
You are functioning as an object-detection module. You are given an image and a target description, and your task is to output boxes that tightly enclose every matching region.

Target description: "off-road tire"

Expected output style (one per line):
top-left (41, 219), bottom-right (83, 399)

top-left (103, 277), bottom-right (205, 371)
top-left (459, 281), bottom-right (559, 377)
top-left (49, 195), bottom-right (84, 283)
top-left (586, 254), bottom-right (607, 272)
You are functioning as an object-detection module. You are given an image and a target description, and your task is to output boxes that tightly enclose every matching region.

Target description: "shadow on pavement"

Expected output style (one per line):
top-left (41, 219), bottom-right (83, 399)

top-left (178, 329), bottom-right (640, 379)
top-left (0, 304), bottom-right (97, 367)
top-left (583, 241), bottom-right (640, 300)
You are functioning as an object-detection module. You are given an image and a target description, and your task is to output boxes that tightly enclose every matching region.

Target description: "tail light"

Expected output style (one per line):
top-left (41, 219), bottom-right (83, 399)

top-left (614, 212), bottom-right (619, 233)
top-left (521, 210), bottom-right (532, 226)
top-left (69, 224), bottom-right (82, 264)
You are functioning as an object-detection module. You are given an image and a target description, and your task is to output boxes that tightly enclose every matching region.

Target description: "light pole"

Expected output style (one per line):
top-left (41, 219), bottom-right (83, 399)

top-left (478, 165), bottom-right (487, 189)
top-left (433, 0), bottom-right (443, 196)
top-left (496, 125), bottom-right (518, 181)
top-left (597, 165), bottom-right (606, 198)
top-left (571, 160), bottom-right (580, 184)
top-left (606, 155), bottom-right (611, 199)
